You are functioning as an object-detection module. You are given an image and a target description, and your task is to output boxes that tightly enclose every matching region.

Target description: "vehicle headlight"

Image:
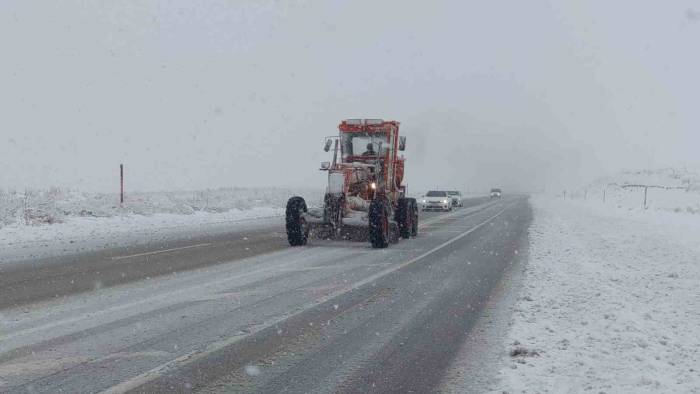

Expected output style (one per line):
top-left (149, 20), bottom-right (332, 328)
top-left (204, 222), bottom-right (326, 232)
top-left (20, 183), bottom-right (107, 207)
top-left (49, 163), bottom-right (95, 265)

top-left (443, 199), bottom-right (448, 203)
top-left (370, 182), bottom-right (376, 190)
top-left (422, 199), bottom-right (426, 203)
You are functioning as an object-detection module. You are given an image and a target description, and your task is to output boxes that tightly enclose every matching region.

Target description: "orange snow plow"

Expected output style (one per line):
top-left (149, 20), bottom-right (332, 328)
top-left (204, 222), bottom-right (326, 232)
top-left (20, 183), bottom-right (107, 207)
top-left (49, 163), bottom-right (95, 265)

top-left (286, 119), bottom-right (418, 248)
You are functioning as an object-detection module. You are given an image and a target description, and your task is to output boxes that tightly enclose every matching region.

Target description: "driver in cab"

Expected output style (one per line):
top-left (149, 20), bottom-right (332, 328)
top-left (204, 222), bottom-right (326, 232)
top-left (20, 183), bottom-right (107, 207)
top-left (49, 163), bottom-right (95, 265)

top-left (362, 143), bottom-right (376, 157)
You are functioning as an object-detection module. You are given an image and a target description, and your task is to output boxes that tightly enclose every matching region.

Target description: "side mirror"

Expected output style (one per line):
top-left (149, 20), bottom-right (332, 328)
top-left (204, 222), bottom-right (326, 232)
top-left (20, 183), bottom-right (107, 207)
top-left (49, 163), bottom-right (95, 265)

top-left (398, 136), bottom-right (406, 151)
top-left (323, 139), bottom-right (333, 152)
top-left (320, 161), bottom-right (330, 170)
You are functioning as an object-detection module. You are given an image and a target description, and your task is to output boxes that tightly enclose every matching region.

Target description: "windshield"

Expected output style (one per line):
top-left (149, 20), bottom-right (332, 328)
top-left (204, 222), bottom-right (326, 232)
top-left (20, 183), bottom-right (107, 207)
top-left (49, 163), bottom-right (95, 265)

top-left (341, 132), bottom-right (389, 161)
top-left (448, 191), bottom-right (459, 196)
top-left (426, 191), bottom-right (447, 197)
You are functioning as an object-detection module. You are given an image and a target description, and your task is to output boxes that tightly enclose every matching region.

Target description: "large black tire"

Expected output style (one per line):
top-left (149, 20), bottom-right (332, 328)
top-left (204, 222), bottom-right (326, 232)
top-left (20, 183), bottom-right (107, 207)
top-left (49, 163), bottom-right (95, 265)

top-left (396, 198), bottom-right (411, 239)
top-left (369, 199), bottom-right (390, 249)
top-left (286, 196), bottom-right (308, 246)
top-left (408, 198), bottom-right (419, 236)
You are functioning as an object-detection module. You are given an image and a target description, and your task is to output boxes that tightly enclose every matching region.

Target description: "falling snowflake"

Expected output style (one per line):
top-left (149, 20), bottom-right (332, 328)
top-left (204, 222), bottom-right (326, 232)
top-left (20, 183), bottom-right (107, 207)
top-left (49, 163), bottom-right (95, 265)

top-left (245, 365), bottom-right (261, 376)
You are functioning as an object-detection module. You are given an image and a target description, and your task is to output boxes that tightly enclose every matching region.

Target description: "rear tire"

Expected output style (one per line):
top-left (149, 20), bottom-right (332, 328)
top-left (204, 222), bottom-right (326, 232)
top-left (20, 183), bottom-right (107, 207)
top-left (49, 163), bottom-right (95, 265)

top-left (396, 198), bottom-right (411, 239)
top-left (408, 198), bottom-right (418, 237)
top-left (286, 196), bottom-right (308, 246)
top-left (369, 199), bottom-right (390, 248)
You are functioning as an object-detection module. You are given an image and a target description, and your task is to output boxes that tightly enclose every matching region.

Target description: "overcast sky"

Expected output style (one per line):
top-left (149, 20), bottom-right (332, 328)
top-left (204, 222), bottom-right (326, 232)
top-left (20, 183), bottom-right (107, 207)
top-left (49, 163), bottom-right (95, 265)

top-left (1, 0), bottom-right (698, 193)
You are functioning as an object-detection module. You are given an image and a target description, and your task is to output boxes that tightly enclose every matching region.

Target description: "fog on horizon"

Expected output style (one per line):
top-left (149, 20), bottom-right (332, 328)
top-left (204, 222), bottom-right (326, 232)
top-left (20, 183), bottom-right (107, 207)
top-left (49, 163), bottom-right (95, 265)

top-left (1, 1), bottom-right (699, 195)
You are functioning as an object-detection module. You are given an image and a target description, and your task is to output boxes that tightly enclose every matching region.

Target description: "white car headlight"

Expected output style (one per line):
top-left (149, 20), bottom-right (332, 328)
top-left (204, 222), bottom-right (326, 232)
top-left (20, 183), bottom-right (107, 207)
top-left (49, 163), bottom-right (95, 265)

top-left (443, 199), bottom-right (448, 203)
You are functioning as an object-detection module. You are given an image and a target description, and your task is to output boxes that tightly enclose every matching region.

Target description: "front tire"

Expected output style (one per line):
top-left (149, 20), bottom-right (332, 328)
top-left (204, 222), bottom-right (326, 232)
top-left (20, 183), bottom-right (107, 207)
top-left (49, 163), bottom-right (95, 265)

top-left (369, 199), bottom-right (390, 248)
top-left (286, 196), bottom-right (308, 246)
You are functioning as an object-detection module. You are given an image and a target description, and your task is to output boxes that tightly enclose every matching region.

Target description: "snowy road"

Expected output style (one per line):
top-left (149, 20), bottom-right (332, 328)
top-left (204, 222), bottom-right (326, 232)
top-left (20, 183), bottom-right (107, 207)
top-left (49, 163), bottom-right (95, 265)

top-left (0, 196), bottom-right (530, 393)
top-left (0, 197), bottom-right (491, 309)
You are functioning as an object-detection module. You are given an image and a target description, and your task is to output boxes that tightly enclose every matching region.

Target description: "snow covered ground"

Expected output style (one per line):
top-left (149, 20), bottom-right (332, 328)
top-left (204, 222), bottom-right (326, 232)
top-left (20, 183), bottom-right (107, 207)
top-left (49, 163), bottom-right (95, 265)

top-left (0, 187), bottom-right (323, 227)
top-left (568, 167), bottom-right (700, 215)
top-left (0, 187), bottom-right (322, 263)
top-left (495, 195), bottom-right (700, 393)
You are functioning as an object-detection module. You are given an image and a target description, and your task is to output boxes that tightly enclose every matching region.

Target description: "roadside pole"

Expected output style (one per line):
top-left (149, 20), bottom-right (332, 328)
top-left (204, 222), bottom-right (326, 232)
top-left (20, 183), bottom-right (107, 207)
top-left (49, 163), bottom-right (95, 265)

top-left (120, 164), bottom-right (124, 205)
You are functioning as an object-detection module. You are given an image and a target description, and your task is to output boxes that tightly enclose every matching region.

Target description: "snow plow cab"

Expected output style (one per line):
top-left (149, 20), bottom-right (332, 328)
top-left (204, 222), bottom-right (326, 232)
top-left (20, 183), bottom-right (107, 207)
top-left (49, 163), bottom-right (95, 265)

top-left (285, 119), bottom-right (418, 248)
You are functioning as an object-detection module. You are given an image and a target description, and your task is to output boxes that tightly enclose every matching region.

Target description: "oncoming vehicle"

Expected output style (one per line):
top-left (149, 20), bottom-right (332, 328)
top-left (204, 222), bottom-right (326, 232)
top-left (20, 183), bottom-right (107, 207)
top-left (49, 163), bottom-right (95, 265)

top-left (447, 190), bottom-right (463, 207)
top-left (421, 190), bottom-right (453, 211)
top-left (285, 119), bottom-right (418, 249)
top-left (490, 188), bottom-right (502, 198)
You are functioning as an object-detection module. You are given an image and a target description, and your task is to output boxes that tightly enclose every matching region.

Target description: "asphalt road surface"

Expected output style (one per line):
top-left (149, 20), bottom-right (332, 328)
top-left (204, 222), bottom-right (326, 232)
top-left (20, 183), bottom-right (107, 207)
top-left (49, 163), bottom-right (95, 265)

top-left (0, 195), bottom-right (530, 393)
top-left (0, 197), bottom-right (490, 309)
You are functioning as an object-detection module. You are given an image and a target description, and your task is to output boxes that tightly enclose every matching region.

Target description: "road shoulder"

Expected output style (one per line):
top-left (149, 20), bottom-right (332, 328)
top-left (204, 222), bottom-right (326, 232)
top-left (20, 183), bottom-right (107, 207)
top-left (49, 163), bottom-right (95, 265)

top-left (492, 196), bottom-right (700, 393)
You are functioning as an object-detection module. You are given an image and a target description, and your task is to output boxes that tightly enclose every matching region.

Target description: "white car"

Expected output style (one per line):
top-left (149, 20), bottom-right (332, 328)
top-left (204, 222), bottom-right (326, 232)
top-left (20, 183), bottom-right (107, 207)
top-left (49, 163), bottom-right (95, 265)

top-left (421, 190), bottom-right (453, 211)
top-left (490, 188), bottom-right (502, 198)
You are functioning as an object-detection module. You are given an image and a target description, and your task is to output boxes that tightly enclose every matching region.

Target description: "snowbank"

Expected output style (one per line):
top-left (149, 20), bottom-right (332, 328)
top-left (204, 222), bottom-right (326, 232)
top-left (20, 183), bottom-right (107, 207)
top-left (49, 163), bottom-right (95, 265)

top-left (496, 196), bottom-right (700, 393)
top-left (0, 187), bottom-right (322, 263)
top-left (0, 187), bottom-right (323, 227)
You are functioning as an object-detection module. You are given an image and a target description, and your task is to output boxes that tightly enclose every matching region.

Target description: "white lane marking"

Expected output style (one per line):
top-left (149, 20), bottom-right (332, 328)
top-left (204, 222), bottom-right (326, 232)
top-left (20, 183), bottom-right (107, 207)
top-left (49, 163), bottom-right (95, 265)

top-left (102, 202), bottom-right (481, 260)
top-left (111, 243), bottom-right (212, 260)
top-left (103, 200), bottom-right (490, 261)
top-left (418, 200), bottom-right (501, 228)
top-left (99, 204), bottom-right (512, 394)
top-left (276, 262), bottom-right (392, 273)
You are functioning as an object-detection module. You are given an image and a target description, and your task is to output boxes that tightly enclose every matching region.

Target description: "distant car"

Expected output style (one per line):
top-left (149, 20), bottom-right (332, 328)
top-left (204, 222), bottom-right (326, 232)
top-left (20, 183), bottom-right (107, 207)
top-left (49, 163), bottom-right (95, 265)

top-left (447, 191), bottom-right (463, 207)
top-left (490, 188), bottom-right (502, 198)
top-left (421, 190), bottom-right (453, 211)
